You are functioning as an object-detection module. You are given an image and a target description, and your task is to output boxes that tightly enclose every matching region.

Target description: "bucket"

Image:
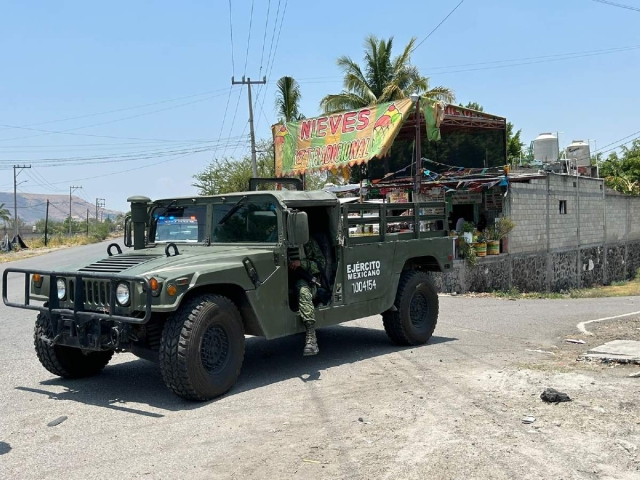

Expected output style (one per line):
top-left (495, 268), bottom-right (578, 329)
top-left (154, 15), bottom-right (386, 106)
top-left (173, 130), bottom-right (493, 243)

top-left (474, 242), bottom-right (487, 257)
top-left (487, 240), bottom-right (500, 255)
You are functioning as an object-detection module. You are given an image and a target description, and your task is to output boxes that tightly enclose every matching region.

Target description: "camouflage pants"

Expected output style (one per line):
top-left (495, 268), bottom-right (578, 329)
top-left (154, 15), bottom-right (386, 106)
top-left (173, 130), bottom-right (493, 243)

top-left (295, 279), bottom-right (317, 325)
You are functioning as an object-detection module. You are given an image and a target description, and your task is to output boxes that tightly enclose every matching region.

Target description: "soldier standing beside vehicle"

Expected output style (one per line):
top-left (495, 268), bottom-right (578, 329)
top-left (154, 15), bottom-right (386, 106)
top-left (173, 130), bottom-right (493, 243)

top-left (288, 236), bottom-right (326, 356)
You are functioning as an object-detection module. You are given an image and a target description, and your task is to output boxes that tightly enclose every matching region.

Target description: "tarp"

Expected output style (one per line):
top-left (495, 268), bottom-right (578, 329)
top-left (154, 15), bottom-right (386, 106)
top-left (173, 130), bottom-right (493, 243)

top-left (272, 98), bottom-right (442, 177)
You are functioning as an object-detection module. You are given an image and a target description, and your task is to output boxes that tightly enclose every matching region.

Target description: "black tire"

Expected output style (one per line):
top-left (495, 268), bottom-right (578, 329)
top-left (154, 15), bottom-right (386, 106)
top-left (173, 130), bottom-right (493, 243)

top-left (34, 313), bottom-right (114, 378)
top-left (382, 270), bottom-right (439, 346)
top-left (159, 294), bottom-right (245, 401)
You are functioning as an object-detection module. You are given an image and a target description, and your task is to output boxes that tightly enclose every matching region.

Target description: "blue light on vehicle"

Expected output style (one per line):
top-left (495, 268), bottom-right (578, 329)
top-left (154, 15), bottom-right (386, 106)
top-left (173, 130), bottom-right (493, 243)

top-left (169, 216), bottom-right (175, 220)
top-left (159, 216), bottom-right (165, 220)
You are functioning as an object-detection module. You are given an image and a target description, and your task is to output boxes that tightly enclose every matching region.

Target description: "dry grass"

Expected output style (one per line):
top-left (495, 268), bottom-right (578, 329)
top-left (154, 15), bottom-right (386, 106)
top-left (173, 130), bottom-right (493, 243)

top-left (487, 270), bottom-right (640, 300)
top-left (0, 234), bottom-right (119, 264)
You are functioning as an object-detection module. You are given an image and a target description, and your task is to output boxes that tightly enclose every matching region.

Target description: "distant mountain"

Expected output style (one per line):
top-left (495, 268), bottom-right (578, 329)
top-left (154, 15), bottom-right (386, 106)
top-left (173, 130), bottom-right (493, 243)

top-left (0, 192), bottom-right (123, 225)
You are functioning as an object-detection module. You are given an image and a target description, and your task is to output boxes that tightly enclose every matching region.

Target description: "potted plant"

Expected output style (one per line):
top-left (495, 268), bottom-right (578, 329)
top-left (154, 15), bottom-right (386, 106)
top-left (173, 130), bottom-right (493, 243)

top-left (459, 236), bottom-right (477, 267)
top-left (474, 233), bottom-right (487, 257)
top-left (461, 221), bottom-right (475, 244)
top-left (494, 217), bottom-right (515, 253)
top-left (486, 227), bottom-right (500, 255)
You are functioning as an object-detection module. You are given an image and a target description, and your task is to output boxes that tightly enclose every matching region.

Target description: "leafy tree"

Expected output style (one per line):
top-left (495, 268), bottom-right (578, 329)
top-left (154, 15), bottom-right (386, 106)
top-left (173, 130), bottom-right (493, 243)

top-left (506, 122), bottom-right (524, 163)
top-left (320, 35), bottom-right (455, 114)
top-left (193, 140), bottom-right (276, 195)
top-left (461, 101), bottom-right (484, 112)
top-left (462, 101), bottom-right (524, 164)
top-left (0, 203), bottom-right (10, 225)
top-left (599, 139), bottom-right (640, 195)
top-left (275, 76), bottom-right (304, 122)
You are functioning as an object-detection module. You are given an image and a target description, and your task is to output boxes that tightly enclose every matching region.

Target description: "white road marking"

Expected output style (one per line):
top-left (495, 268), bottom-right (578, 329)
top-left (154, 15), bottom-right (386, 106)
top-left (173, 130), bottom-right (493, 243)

top-left (577, 311), bottom-right (640, 336)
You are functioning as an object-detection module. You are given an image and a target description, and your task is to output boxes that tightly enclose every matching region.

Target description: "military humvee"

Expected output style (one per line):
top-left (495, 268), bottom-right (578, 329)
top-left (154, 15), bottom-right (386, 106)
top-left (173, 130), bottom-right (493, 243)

top-left (3, 178), bottom-right (454, 401)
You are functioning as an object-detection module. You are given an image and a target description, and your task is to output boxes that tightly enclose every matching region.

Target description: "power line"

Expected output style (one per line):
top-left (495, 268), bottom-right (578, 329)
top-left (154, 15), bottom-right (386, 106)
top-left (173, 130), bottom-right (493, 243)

top-left (592, 0), bottom-right (640, 13)
top-left (0, 137), bottom-right (247, 169)
top-left (259, 0), bottom-right (272, 78)
top-left (412, 0), bottom-right (465, 52)
top-left (0, 89), bottom-right (227, 133)
top-left (213, 87), bottom-right (234, 161)
top-left (228, 0), bottom-right (236, 75)
top-left (220, 86), bottom-right (244, 159)
top-left (0, 92), bottom-right (227, 143)
top-left (293, 44), bottom-right (640, 84)
top-left (595, 129), bottom-right (640, 153)
top-left (243, 0), bottom-right (255, 75)
top-left (254, 0), bottom-right (289, 131)
top-left (32, 168), bottom-right (63, 191)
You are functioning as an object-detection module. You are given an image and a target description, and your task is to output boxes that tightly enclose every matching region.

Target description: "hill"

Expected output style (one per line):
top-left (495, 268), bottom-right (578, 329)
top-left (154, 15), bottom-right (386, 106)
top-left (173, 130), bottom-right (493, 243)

top-left (0, 192), bottom-right (123, 225)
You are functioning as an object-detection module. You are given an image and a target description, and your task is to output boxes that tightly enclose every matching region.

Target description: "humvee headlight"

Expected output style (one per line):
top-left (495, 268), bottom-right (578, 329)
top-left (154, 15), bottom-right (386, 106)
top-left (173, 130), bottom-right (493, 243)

top-left (116, 283), bottom-right (130, 306)
top-left (56, 279), bottom-right (67, 300)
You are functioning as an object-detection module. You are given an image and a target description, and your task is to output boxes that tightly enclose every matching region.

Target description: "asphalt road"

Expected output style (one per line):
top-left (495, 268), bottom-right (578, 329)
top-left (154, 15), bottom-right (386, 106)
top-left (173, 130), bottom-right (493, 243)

top-left (1, 242), bottom-right (638, 479)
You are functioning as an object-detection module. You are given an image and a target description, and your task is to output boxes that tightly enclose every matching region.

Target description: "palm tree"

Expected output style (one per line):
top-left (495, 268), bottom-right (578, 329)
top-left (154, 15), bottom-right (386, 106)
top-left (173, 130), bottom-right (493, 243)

top-left (320, 35), bottom-right (455, 114)
top-left (275, 76), bottom-right (304, 122)
top-left (0, 203), bottom-right (11, 226)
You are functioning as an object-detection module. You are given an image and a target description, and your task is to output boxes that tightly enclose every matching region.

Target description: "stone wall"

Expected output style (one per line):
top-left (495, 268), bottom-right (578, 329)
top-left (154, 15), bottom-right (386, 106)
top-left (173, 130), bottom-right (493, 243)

top-left (432, 239), bottom-right (640, 294)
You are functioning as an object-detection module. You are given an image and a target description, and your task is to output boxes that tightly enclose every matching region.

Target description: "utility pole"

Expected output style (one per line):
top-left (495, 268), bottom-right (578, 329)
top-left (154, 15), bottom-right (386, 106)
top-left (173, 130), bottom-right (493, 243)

top-left (69, 185), bottom-right (81, 236)
top-left (232, 76), bottom-right (267, 177)
top-left (86, 209), bottom-right (89, 236)
top-left (13, 165), bottom-right (31, 238)
top-left (44, 199), bottom-right (49, 247)
top-left (95, 198), bottom-right (105, 222)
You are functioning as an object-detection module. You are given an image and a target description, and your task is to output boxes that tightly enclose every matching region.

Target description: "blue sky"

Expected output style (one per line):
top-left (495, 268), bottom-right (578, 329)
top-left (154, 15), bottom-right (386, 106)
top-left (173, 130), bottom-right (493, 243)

top-left (1, 0), bottom-right (639, 212)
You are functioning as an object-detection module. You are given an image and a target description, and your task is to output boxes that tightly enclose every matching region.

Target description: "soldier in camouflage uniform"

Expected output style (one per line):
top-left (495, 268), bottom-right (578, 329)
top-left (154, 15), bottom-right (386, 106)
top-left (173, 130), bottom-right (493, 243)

top-left (288, 236), bottom-right (326, 356)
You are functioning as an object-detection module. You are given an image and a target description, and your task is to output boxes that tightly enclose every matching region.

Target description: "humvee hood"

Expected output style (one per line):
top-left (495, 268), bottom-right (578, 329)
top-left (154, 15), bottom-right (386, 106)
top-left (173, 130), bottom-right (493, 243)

top-left (73, 245), bottom-right (274, 277)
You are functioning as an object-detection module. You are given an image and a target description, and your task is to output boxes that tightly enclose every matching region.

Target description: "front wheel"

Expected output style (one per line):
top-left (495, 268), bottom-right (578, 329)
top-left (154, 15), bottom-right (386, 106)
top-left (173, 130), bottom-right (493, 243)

top-left (34, 313), bottom-right (114, 378)
top-left (382, 271), bottom-right (439, 346)
top-left (159, 294), bottom-right (245, 401)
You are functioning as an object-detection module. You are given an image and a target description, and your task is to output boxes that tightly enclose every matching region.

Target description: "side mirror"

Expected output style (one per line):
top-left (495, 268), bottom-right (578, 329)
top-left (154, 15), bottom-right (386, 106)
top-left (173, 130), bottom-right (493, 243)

top-left (124, 215), bottom-right (132, 248)
top-left (287, 211), bottom-right (309, 246)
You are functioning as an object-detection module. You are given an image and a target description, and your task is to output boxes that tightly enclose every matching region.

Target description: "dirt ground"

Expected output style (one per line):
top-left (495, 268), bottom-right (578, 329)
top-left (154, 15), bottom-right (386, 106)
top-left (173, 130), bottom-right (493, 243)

top-left (279, 318), bottom-right (640, 480)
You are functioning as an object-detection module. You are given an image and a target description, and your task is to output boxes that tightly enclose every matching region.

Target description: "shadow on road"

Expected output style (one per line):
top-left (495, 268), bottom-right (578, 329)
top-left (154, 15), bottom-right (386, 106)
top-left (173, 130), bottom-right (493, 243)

top-left (0, 441), bottom-right (11, 455)
top-left (15, 324), bottom-right (456, 416)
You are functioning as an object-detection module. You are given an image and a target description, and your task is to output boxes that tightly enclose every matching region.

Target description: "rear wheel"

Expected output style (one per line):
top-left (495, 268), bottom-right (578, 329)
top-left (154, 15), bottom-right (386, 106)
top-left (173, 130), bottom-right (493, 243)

top-left (159, 294), bottom-right (245, 401)
top-left (34, 313), bottom-right (114, 378)
top-left (382, 271), bottom-right (439, 346)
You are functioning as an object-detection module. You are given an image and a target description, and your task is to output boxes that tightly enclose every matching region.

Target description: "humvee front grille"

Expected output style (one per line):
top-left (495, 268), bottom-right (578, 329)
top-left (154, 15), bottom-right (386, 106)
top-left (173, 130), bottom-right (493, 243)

top-left (69, 279), bottom-right (113, 307)
top-left (78, 255), bottom-right (160, 274)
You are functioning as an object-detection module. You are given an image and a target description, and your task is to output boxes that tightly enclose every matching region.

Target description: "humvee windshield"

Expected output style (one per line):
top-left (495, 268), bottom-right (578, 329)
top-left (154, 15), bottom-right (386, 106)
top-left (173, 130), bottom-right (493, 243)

top-left (154, 205), bottom-right (207, 243)
top-left (212, 201), bottom-right (278, 243)
top-left (151, 200), bottom-right (278, 244)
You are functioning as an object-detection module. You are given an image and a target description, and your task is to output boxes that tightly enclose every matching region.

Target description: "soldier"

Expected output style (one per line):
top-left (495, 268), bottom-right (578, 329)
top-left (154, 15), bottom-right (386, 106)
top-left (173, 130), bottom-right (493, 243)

top-left (288, 236), bottom-right (326, 356)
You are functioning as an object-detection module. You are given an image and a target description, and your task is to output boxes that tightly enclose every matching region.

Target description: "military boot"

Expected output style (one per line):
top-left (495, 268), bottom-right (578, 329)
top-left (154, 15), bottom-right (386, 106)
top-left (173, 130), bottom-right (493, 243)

top-left (303, 321), bottom-right (319, 356)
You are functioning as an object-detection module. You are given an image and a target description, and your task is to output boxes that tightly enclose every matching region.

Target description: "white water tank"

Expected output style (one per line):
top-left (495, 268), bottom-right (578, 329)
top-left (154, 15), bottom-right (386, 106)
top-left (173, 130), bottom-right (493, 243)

top-left (533, 133), bottom-right (559, 163)
top-left (566, 140), bottom-right (591, 167)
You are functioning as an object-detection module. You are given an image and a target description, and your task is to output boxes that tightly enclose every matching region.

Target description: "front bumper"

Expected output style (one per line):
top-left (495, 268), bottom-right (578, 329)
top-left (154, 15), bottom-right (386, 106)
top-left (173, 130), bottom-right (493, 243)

top-left (2, 268), bottom-right (152, 324)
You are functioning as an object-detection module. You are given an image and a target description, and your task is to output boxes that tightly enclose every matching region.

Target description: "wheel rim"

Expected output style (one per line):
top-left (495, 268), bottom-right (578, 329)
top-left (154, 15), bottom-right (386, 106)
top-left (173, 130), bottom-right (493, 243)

top-left (200, 325), bottom-right (230, 374)
top-left (409, 289), bottom-right (430, 329)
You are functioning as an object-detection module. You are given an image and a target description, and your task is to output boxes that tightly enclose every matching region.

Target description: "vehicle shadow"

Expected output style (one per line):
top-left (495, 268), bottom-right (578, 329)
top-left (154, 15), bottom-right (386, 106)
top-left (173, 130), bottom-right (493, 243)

top-left (15, 324), bottom-right (456, 416)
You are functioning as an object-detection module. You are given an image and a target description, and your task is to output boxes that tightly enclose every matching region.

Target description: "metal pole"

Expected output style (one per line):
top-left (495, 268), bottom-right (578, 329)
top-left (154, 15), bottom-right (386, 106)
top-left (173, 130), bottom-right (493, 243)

top-left (69, 185), bottom-right (81, 236)
top-left (13, 164), bottom-right (31, 238)
top-left (231, 76), bottom-right (266, 177)
top-left (44, 199), bottom-right (49, 247)
top-left (414, 97), bottom-right (422, 196)
top-left (86, 209), bottom-right (89, 236)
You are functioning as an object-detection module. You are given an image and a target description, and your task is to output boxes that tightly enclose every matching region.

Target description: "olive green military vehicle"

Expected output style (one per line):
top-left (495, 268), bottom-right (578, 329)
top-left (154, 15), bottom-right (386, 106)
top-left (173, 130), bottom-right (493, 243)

top-left (3, 178), bottom-right (454, 401)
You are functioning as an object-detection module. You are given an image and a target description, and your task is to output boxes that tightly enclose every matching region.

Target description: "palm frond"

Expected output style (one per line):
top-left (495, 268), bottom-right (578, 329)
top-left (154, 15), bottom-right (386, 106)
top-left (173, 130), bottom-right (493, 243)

top-left (275, 76), bottom-right (302, 123)
top-left (320, 92), bottom-right (370, 114)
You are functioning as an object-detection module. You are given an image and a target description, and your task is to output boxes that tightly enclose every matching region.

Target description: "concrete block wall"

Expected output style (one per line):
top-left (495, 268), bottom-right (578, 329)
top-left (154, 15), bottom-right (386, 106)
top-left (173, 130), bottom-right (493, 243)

top-left (606, 195), bottom-right (628, 242)
top-left (507, 184), bottom-right (547, 254)
top-left (630, 199), bottom-right (640, 240)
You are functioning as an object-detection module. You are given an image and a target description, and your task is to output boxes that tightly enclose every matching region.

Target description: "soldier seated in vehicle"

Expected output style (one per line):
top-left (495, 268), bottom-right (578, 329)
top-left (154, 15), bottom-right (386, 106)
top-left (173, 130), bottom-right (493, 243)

top-left (288, 236), bottom-right (326, 356)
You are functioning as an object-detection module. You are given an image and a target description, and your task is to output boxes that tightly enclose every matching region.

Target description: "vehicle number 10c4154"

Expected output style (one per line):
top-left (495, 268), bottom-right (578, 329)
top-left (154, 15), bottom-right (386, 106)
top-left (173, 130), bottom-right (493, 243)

top-left (352, 279), bottom-right (377, 293)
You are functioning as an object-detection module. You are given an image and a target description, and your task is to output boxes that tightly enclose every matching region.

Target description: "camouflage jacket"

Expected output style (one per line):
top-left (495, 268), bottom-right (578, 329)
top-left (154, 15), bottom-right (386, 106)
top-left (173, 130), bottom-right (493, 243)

top-left (300, 237), bottom-right (326, 276)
